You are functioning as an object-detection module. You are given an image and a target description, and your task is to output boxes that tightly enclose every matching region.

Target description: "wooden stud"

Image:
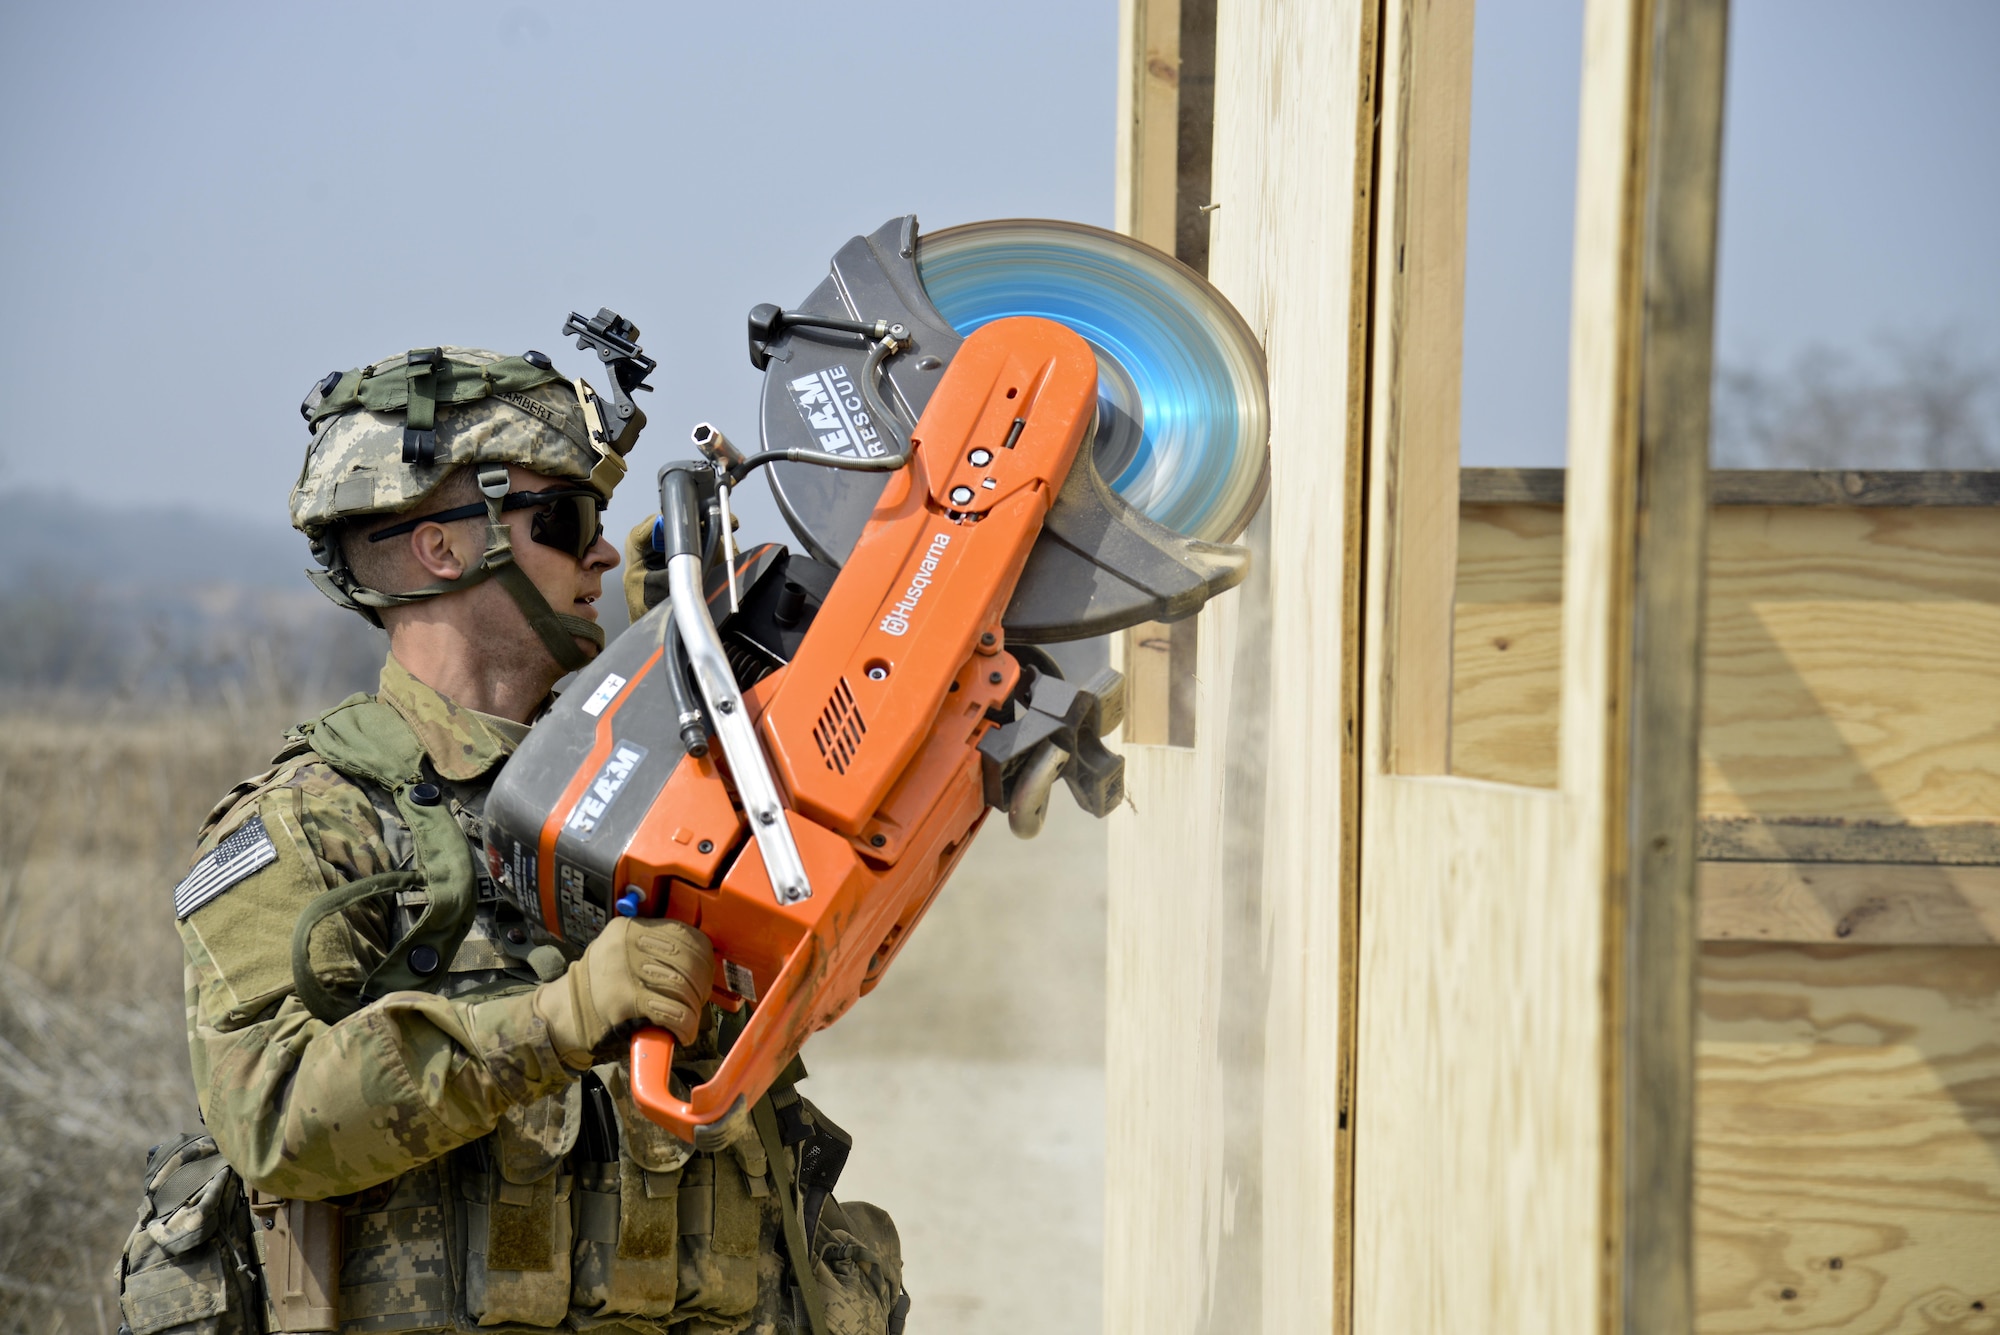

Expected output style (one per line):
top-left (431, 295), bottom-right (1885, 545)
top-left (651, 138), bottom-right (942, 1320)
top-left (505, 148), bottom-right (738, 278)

top-left (1103, 0), bottom-right (1374, 1329)
top-left (1117, 0), bottom-right (1183, 250)
top-left (1365, 0), bottom-right (1474, 777)
top-left (1118, 619), bottom-right (1176, 746)
top-left (1114, 0), bottom-right (1212, 750)
top-left (1699, 861), bottom-right (2000, 947)
top-left (1610, 0), bottom-right (1730, 1327)
top-left (1462, 466), bottom-right (2000, 507)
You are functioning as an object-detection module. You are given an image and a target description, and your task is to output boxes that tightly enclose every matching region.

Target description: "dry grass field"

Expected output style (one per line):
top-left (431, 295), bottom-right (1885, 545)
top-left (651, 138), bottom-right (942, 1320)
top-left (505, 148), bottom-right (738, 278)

top-left (0, 694), bottom-right (288, 1333)
top-left (0, 689), bottom-right (1108, 1334)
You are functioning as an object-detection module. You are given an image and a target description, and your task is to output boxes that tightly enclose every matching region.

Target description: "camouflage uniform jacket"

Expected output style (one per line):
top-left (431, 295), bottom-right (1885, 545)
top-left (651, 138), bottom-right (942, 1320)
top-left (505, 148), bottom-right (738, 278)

top-left (176, 656), bottom-right (906, 1334)
top-left (177, 654), bottom-right (571, 1199)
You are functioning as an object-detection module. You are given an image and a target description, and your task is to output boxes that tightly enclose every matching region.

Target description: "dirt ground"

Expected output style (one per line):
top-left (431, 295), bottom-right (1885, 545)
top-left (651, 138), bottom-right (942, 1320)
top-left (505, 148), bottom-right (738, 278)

top-left (0, 695), bottom-right (1107, 1332)
top-left (805, 798), bottom-right (1108, 1334)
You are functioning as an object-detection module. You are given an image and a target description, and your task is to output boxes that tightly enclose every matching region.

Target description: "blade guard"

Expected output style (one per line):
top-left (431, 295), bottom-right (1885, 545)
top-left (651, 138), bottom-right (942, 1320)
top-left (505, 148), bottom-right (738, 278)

top-left (760, 215), bottom-right (1260, 642)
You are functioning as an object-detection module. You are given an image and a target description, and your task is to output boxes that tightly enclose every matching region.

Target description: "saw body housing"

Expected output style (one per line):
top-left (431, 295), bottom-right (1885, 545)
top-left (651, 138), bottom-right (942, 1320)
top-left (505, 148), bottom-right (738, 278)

top-left (487, 318), bottom-right (1099, 1140)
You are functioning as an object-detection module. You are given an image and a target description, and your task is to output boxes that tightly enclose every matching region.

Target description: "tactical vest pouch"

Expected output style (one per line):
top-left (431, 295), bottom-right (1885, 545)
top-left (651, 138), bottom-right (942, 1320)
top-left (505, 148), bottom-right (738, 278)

top-left (666, 1147), bottom-right (769, 1330)
top-left (457, 1089), bottom-right (580, 1328)
top-left (117, 1133), bottom-right (264, 1335)
top-left (569, 1068), bottom-right (686, 1322)
top-left (334, 1164), bottom-right (456, 1333)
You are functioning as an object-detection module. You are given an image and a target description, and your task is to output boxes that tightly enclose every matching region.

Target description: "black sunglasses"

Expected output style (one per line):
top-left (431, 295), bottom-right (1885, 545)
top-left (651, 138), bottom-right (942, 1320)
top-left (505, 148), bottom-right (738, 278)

top-left (370, 488), bottom-right (605, 561)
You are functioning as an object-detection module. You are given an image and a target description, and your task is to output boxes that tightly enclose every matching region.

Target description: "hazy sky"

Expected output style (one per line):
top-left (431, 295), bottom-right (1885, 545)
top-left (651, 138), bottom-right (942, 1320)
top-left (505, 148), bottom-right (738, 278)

top-left (2, 0), bottom-right (1994, 556)
top-left (0, 1), bottom-right (1116, 545)
top-left (1462, 0), bottom-right (2000, 465)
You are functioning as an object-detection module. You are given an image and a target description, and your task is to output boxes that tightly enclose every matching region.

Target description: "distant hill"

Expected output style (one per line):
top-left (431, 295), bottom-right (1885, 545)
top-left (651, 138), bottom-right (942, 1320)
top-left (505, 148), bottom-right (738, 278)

top-left (0, 488), bottom-right (312, 594)
top-left (0, 489), bottom-right (380, 697)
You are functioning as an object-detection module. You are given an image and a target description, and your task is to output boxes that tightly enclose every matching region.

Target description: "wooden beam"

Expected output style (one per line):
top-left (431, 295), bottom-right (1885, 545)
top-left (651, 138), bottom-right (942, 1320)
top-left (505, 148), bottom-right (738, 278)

top-left (1115, 0), bottom-right (1214, 750)
top-left (1365, 0), bottom-right (1475, 777)
top-left (1700, 816), bottom-right (2000, 866)
top-left (1700, 861), bottom-right (2000, 947)
top-left (1117, 0), bottom-right (1183, 247)
top-left (1606, 0), bottom-right (1729, 1328)
top-left (1462, 466), bottom-right (2000, 507)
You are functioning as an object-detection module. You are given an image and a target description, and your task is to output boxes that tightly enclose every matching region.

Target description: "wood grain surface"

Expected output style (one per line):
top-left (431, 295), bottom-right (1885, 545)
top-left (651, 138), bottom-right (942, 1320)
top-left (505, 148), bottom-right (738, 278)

top-left (1454, 503), bottom-right (2000, 821)
top-left (1696, 944), bottom-right (2000, 1332)
top-left (1463, 467), bottom-right (2000, 508)
top-left (1452, 500), bottom-right (1567, 787)
top-left (1701, 816), bottom-right (2000, 866)
top-left (1103, 0), bottom-right (1370, 1330)
top-left (1354, 776), bottom-right (1601, 1332)
top-left (1699, 862), bottom-right (2000, 947)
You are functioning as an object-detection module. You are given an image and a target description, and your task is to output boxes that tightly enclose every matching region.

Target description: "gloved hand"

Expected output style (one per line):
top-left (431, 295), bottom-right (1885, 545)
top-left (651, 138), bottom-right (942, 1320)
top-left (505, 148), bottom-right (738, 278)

top-left (622, 516), bottom-right (666, 625)
top-left (533, 917), bottom-right (714, 1070)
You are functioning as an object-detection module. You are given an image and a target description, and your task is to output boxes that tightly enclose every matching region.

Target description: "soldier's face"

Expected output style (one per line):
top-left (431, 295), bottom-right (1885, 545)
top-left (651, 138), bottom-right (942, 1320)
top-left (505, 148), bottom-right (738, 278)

top-left (503, 466), bottom-right (620, 634)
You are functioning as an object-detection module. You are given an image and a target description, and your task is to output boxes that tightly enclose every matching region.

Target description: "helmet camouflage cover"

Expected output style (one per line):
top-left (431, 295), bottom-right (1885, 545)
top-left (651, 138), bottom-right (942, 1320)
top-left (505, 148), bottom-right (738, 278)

top-left (291, 345), bottom-right (632, 537)
top-left (290, 345), bottom-right (642, 669)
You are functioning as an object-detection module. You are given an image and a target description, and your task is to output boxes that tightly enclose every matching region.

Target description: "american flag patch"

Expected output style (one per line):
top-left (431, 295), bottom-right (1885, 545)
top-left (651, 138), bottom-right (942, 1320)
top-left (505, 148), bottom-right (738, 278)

top-left (173, 815), bottom-right (278, 920)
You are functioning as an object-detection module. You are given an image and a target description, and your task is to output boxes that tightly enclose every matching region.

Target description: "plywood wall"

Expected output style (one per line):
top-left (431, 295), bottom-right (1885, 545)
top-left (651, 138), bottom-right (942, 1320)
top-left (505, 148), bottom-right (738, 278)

top-left (1454, 486), bottom-right (2000, 1328)
top-left (1698, 943), bottom-right (2000, 1331)
top-left (1103, 0), bottom-right (1371, 1330)
top-left (1455, 496), bottom-right (2000, 819)
top-left (1107, 1), bottom-right (1723, 1329)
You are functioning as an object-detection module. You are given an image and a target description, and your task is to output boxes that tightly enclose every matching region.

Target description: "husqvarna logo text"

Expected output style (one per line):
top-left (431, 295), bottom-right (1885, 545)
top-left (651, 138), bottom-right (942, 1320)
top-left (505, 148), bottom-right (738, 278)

top-left (879, 532), bottom-right (952, 636)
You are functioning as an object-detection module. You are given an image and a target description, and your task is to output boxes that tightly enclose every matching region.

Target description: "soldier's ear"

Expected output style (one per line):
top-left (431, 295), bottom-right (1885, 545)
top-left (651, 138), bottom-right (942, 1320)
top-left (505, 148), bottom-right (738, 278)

top-left (407, 520), bottom-right (471, 582)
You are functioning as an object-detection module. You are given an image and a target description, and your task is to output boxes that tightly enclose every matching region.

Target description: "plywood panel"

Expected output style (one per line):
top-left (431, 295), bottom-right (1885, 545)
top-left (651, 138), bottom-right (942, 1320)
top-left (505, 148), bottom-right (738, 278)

top-left (1454, 500), bottom-right (1565, 787)
top-left (1454, 502), bottom-right (2000, 819)
top-left (1355, 777), bottom-right (1600, 1330)
top-left (1103, 0), bottom-right (1371, 1330)
top-left (1696, 944), bottom-right (2000, 1331)
top-left (1702, 506), bottom-right (2000, 822)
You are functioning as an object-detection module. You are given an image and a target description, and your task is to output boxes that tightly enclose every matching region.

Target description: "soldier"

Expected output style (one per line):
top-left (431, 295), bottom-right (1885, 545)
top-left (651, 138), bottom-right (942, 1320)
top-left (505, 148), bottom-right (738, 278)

top-left (139, 346), bottom-right (907, 1335)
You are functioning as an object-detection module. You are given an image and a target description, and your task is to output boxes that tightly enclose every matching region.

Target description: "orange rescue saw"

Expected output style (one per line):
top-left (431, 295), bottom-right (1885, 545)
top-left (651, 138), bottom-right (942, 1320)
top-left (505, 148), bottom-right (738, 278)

top-left (484, 216), bottom-right (1267, 1142)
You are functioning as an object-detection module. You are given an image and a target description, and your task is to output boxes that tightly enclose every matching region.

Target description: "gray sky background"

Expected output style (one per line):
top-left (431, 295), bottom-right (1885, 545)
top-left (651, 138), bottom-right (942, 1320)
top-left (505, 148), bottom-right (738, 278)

top-left (0, 1), bottom-right (1116, 547)
top-left (1463, 0), bottom-right (2000, 466)
top-left (3, 0), bottom-right (1995, 560)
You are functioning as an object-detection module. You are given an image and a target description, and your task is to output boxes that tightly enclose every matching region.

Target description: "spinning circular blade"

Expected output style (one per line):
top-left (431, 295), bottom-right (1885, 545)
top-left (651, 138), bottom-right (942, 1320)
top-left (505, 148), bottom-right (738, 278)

top-left (760, 216), bottom-right (1269, 587)
top-left (915, 219), bottom-right (1268, 544)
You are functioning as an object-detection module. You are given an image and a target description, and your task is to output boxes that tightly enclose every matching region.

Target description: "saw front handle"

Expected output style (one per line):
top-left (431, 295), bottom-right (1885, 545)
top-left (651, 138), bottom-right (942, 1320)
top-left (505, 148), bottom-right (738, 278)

top-left (627, 1029), bottom-right (741, 1144)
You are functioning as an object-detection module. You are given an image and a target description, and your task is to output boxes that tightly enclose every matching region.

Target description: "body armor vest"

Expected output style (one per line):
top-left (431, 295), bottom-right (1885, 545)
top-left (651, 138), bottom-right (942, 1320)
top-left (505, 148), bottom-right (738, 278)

top-left (282, 694), bottom-right (786, 1333)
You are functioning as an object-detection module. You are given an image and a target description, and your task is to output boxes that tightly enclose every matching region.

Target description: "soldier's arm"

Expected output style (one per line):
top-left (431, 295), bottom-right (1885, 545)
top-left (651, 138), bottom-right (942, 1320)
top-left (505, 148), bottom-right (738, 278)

top-left (176, 769), bottom-right (574, 1200)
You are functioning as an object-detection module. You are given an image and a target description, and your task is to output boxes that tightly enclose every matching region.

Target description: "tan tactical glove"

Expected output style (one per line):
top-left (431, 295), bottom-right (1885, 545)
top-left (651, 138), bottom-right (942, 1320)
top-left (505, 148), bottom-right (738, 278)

top-left (622, 517), bottom-right (662, 626)
top-left (533, 917), bottom-right (714, 1070)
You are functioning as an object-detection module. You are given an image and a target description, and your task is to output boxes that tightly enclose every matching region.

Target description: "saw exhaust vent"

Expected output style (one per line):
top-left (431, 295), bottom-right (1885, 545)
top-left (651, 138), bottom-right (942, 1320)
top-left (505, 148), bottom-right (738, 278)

top-left (813, 677), bottom-right (868, 775)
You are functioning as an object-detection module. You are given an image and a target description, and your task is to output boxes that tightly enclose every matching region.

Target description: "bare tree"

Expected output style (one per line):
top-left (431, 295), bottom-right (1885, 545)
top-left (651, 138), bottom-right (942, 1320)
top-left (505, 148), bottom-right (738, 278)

top-left (1712, 328), bottom-right (2000, 469)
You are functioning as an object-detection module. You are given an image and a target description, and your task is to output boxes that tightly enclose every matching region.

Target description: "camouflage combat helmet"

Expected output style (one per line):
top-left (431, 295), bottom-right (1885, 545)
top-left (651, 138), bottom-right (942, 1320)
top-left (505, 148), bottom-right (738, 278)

top-left (291, 344), bottom-right (641, 671)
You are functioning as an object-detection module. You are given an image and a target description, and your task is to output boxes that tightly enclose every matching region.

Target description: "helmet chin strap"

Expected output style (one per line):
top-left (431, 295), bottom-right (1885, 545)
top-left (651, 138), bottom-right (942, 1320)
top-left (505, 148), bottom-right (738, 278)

top-left (335, 464), bottom-right (602, 673)
top-left (468, 465), bottom-right (602, 673)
